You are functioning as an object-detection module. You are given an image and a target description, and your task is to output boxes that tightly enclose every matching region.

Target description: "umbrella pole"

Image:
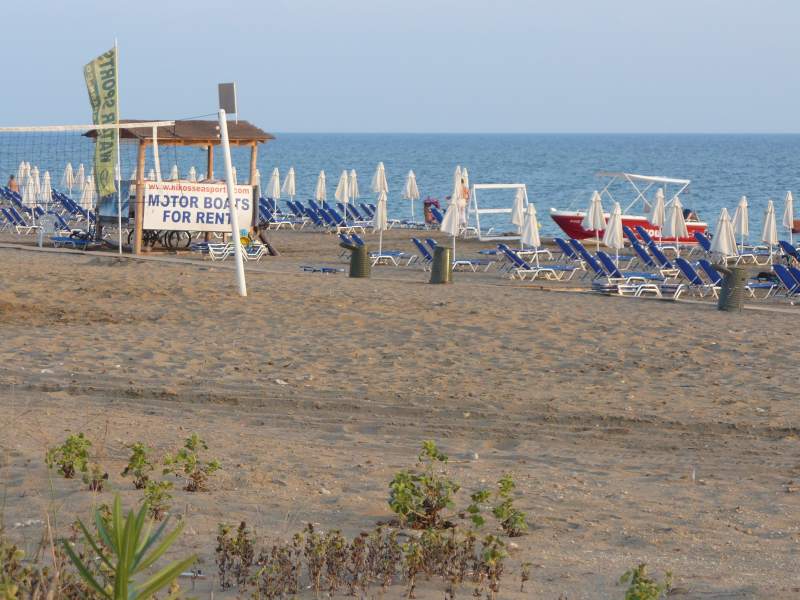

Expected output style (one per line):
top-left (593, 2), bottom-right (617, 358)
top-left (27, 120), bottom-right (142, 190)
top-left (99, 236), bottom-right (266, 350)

top-left (595, 232), bottom-right (599, 252)
top-left (379, 229), bottom-right (383, 255)
top-left (452, 234), bottom-right (456, 260)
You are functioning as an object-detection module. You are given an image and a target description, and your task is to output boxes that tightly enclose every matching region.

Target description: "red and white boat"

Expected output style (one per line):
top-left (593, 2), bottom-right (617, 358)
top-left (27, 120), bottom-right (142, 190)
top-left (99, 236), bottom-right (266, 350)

top-left (550, 172), bottom-right (708, 243)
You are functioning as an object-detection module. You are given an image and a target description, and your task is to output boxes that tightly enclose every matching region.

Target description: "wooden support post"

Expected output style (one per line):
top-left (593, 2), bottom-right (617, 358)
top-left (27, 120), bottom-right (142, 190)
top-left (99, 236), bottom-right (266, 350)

top-left (249, 142), bottom-right (258, 185)
top-left (133, 140), bottom-right (146, 255)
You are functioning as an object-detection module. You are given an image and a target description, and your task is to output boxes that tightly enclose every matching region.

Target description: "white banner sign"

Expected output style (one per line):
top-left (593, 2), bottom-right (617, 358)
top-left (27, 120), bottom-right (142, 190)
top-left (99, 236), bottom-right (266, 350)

top-left (142, 181), bottom-right (254, 232)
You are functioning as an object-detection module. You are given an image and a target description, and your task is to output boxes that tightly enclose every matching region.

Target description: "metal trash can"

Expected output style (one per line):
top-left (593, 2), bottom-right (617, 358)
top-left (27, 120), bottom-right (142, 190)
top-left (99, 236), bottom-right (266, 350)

top-left (339, 241), bottom-right (371, 278)
top-left (430, 245), bottom-right (452, 284)
top-left (713, 264), bottom-right (745, 312)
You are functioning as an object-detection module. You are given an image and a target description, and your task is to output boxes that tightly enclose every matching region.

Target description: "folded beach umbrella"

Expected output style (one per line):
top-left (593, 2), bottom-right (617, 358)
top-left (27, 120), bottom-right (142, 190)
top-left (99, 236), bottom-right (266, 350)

top-left (402, 170), bottom-right (420, 222)
top-left (762, 199), bottom-right (778, 262)
top-left (782, 191), bottom-right (794, 244)
top-left (267, 168), bottom-right (281, 199)
top-left (30, 166), bottom-right (41, 199)
top-left (75, 164), bottom-right (86, 190)
top-left (664, 195), bottom-right (689, 255)
top-left (314, 170), bottom-right (327, 204)
top-left (22, 175), bottom-right (36, 213)
top-left (147, 169), bottom-right (155, 181)
top-left (253, 168), bottom-right (261, 188)
top-left (16, 162), bottom-right (26, 189)
top-left (282, 167), bottom-right (296, 200)
top-left (440, 194), bottom-right (461, 257)
top-left (335, 170), bottom-right (350, 222)
top-left (348, 169), bottom-right (359, 201)
top-left (710, 207), bottom-right (737, 259)
top-left (602, 201), bottom-right (625, 264)
top-left (188, 166), bottom-right (197, 182)
top-left (79, 178), bottom-right (95, 212)
top-left (732, 195), bottom-right (749, 247)
top-left (582, 190), bottom-right (605, 250)
top-left (61, 163), bottom-right (75, 194)
top-left (374, 189), bottom-right (388, 254)
top-left (371, 162), bottom-right (388, 195)
top-left (41, 171), bottom-right (52, 206)
top-left (461, 167), bottom-right (469, 189)
top-left (521, 203), bottom-right (542, 265)
top-left (650, 188), bottom-right (666, 240)
top-left (511, 188), bottom-right (525, 233)
top-left (169, 164), bottom-right (179, 181)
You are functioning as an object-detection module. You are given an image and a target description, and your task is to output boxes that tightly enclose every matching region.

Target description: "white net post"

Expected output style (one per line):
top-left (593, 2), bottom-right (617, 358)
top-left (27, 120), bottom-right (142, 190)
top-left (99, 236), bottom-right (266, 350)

top-left (218, 109), bottom-right (247, 297)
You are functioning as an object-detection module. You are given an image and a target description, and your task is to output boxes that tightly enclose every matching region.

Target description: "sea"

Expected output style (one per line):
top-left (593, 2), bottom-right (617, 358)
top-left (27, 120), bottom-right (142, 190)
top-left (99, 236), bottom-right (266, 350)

top-left (258, 134), bottom-right (800, 238)
top-left (5, 133), bottom-right (800, 238)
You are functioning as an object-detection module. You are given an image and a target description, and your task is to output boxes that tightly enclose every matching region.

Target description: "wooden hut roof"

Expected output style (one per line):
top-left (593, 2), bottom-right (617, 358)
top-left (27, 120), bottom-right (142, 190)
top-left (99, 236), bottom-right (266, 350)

top-left (85, 119), bottom-right (274, 145)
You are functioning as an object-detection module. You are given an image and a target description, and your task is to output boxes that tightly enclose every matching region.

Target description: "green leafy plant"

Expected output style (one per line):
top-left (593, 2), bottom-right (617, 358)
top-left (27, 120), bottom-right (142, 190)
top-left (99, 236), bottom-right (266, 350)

top-left (82, 462), bottom-right (109, 492)
top-left (215, 521), bottom-right (256, 590)
top-left (466, 489), bottom-right (491, 528)
top-left (62, 494), bottom-right (196, 600)
top-left (142, 480), bottom-right (173, 521)
top-left (163, 433), bottom-right (220, 492)
top-left (388, 441), bottom-right (460, 529)
top-left (492, 474), bottom-right (527, 537)
top-left (46, 433), bottom-right (92, 479)
top-left (122, 443), bottom-right (154, 489)
top-left (619, 564), bottom-right (672, 600)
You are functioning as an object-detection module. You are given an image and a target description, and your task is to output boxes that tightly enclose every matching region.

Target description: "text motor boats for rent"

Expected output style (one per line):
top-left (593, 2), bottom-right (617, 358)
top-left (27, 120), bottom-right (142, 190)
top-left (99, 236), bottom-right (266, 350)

top-left (550, 172), bottom-right (708, 243)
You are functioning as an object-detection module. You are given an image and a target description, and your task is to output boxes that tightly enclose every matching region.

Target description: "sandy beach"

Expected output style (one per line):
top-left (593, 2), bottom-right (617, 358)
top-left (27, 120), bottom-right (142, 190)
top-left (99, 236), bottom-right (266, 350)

top-left (1, 231), bottom-right (798, 598)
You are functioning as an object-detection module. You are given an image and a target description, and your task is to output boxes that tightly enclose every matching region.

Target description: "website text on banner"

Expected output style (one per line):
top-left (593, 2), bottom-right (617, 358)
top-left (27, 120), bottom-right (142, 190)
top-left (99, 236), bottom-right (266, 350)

top-left (142, 181), bottom-right (253, 232)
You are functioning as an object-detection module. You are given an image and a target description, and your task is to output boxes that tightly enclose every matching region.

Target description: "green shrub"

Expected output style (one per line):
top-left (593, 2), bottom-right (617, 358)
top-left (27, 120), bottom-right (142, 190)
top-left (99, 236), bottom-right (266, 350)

top-left (63, 494), bottom-right (196, 600)
top-left (142, 480), bottom-right (173, 521)
top-left (619, 564), bottom-right (672, 600)
top-left (388, 441), bottom-right (460, 529)
top-left (121, 443), bottom-right (154, 489)
top-left (163, 433), bottom-right (220, 492)
top-left (491, 474), bottom-right (527, 537)
top-left (46, 433), bottom-right (92, 479)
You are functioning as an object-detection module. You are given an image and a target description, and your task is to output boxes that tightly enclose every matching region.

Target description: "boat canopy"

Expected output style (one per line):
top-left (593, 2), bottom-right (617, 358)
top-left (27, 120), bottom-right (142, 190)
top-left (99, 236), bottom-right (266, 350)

top-left (594, 171), bottom-right (691, 214)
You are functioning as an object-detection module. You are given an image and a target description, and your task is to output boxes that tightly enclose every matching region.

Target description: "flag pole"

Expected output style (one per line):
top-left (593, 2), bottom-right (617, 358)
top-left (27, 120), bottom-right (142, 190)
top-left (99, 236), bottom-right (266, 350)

top-left (114, 38), bottom-right (122, 254)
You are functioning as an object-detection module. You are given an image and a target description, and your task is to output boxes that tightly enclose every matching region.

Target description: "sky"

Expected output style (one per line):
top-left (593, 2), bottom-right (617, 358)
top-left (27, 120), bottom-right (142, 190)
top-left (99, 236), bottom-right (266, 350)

top-left (2, 0), bottom-right (798, 133)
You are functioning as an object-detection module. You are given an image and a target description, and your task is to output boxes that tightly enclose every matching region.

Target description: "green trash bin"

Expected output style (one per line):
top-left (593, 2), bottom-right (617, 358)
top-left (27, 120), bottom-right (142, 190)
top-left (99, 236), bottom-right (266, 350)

top-left (430, 245), bottom-right (452, 284)
top-left (339, 241), bottom-right (371, 278)
top-left (713, 264), bottom-right (745, 312)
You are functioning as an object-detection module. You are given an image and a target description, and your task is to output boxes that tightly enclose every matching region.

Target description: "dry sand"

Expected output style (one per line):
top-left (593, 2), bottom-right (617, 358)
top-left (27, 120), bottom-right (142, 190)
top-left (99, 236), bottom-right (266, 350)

top-left (0, 229), bottom-right (798, 598)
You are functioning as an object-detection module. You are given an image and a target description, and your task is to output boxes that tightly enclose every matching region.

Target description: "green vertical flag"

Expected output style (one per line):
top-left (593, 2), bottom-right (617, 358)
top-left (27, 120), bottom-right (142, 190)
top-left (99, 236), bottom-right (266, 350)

top-left (83, 47), bottom-right (118, 198)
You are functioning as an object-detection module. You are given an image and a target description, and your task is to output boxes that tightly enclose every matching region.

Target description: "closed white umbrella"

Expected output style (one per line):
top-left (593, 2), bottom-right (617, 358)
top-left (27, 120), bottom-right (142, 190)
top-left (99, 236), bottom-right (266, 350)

top-left (663, 196), bottom-right (689, 256)
top-left (371, 162), bottom-right (388, 194)
top-left (461, 167), bottom-right (469, 189)
top-left (402, 170), bottom-right (420, 222)
top-left (282, 167), bottom-right (297, 200)
top-left (440, 194), bottom-right (461, 257)
top-left (451, 166), bottom-right (467, 233)
top-left (762, 200), bottom-right (778, 263)
top-left (650, 187), bottom-right (666, 242)
top-left (252, 168), bottom-right (261, 188)
top-left (520, 203), bottom-right (542, 265)
top-left (710, 207), bottom-right (737, 260)
top-left (188, 166), bottom-right (197, 182)
top-left (602, 201), bottom-right (625, 264)
top-left (511, 188), bottom-right (525, 232)
top-left (79, 178), bottom-right (96, 219)
top-left (75, 164), bottom-right (86, 190)
top-left (348, 169), bottom-right (359, 201)
top-left (41, 171), bottom-right (52, 208)
top-left (732, 195), bottom-right (749, 248)
top-left (22, 175), bottom-right (37, 221)
top-left (147, 169), bottom-right (155, 181)
top-left (581, 190), bottom-right (605, 250)
top-left (169, 164), bottom-right (179, 181)
top-left (62, 163), bottom-right (75, 194)
top-left (314, 170), bottom-right (327, 205)
top-left (374, 189), bottom-right (388, 254)
top-left (782, 191), bottom-right (794, 244)
top-left (266, 168), bottom-right (281, 199)
top-left (16, 162), bottom-right (26, 190)
top-left (335, 170), bottom-right (350, 222)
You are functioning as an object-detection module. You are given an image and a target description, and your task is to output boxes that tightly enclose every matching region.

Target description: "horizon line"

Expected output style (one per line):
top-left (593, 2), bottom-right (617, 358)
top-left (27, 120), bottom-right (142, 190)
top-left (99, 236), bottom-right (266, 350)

top-left (266, 130), bottom-right (800, 136)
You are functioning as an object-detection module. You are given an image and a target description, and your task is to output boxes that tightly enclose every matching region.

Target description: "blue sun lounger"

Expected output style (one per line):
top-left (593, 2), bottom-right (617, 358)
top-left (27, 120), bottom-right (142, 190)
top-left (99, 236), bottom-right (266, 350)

top-left (497, 244), bottom-right (575, 281)
top-left (772, 264), bottom-right (800, 297)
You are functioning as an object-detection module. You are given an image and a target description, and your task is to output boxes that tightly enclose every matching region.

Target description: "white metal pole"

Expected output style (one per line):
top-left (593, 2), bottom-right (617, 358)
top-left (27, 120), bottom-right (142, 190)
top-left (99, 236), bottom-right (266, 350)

top-left (218, 109), bottom-right (247, 297)
top-left (115, 38), bottom-right (122, 254)
top-left (152, 126), bottom-right (162, 181)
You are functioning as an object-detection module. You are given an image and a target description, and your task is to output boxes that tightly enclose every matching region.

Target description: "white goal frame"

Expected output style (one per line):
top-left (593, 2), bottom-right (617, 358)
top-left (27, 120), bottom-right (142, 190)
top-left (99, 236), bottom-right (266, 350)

top-left (468, 183), bottom-right (529, 241)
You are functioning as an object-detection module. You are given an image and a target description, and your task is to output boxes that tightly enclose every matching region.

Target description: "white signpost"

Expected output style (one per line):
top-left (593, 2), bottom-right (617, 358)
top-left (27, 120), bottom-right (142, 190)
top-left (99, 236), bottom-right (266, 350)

top-left (142, 181), bottom-right (253, 232)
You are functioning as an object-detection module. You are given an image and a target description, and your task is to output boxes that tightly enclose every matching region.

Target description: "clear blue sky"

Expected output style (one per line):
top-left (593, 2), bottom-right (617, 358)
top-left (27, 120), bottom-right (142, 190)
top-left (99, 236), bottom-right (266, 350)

top-left (3, 0), bottom-right (798, 133)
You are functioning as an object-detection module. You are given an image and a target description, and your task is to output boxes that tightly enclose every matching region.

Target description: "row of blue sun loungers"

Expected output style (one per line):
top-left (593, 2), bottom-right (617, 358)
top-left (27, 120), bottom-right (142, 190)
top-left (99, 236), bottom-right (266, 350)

top-left (0, 186), bottom-right (96, 243)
